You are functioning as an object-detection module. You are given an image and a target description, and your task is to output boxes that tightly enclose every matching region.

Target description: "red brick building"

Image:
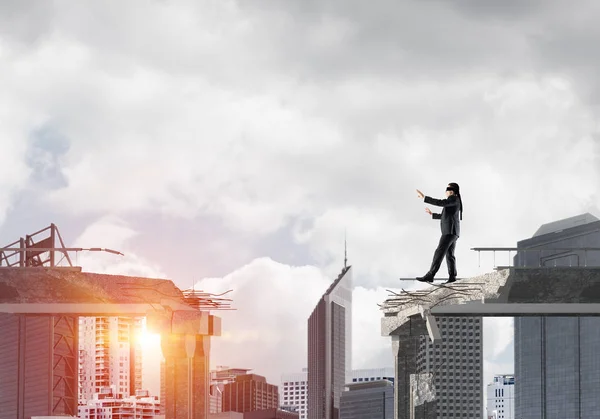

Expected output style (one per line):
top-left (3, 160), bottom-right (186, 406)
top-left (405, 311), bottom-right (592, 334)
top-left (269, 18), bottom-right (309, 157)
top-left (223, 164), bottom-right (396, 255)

top-left (222, 374), bottom-right (278, 413)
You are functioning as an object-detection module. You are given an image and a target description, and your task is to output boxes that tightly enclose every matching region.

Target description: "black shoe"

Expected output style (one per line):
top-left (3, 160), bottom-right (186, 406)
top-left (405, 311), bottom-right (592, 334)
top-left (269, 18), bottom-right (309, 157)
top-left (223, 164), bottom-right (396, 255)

top-left (416, 275), bottom-right (434, 283)
top-left (443, 278), bottom-right (457, 284)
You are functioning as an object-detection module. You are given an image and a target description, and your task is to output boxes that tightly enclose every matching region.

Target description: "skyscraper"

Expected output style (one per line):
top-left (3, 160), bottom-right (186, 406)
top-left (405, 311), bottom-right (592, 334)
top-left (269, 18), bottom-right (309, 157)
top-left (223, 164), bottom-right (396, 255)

top-left (222, 374), bottom-right (279, 413)
top-left (348, 367), bottom-right (395, 384)
top-left (416, 316), bottom-right (484, 418)
top-left (307, 265), bottom-right (352, 419)
top-left (78, 388), bottom-right (161, 419)
top-left (514, 213), bottom-right (600, 419)
top-left (281, 369), bottom-right (308, 419)
top-left (282, 367), bottom-right (393, 419)
top-left (78, 316), bottom-right (143, 402)
top-left (340, 380), bottom-right (393, 419)
top-left (211, 367), bottom-right (253, 413)
top-left (486, 374), bottom-right (514, 419)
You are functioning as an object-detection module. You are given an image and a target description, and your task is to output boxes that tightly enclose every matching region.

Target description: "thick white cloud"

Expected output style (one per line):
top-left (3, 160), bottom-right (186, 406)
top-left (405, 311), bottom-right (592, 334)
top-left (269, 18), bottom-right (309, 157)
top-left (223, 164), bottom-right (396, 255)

top-left (2, 0), bottom-right (600, 404)
top-left (1, 2), bottom-right (598, 281)
top-left (73, 215), bottom-right (166, 278)
top-left (72, 216), bottom-right (167, 396)
top-left (0, 47), bottom-right (35, 223)
top-left (352, 286), bottom-right (394, 369)
top-left (483, 317), bottom-right (514, 359)
top-left (193, 258), bottom-right (395, 385)
top-left (194, 258), bottom-right (331, 383)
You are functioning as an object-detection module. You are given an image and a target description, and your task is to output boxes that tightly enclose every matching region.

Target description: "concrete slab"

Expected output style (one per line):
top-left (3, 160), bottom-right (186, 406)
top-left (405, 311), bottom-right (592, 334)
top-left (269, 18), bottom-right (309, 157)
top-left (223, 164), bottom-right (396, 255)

top-left (381, 267), bottom-right (600, 419)
top-left (0, 268), bottom-right (187, 307)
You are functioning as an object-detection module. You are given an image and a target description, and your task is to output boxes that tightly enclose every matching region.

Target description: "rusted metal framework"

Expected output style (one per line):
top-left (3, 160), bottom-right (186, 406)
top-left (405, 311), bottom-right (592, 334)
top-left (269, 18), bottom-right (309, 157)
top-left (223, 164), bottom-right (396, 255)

top-left (182, 289), bottom-right (235, 311)
top-left (52, 315), bottom-right (78, 415)
top-left (0, 223), bottom-right (123, 268)
top-left (0, 224), bottom-right (230, 419)
top-left (380, 282), bottom-right (485, 312)
top-left (0, 224), bottom-right (123, 419)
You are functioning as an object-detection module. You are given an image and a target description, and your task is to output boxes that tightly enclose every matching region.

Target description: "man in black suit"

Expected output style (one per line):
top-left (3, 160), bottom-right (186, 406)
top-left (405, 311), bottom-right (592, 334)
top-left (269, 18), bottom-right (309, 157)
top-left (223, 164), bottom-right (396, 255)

top-left (415, 183), bottom-right (463, 284)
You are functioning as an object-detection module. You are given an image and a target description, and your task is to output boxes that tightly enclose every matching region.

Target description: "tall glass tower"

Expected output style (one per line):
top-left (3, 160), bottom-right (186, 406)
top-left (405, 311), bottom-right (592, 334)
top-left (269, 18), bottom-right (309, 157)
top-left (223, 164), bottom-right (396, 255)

top-left (514, 213), bottom-right (600, 419)
top-left (307, 265), bottom-right (352, 419)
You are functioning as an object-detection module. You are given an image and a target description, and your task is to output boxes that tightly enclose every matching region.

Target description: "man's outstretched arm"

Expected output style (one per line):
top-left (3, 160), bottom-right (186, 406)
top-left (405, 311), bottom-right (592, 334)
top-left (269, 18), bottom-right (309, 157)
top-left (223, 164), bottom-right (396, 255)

top-left (425, 207), bottom-right (441, 219)
top-left (424, 195), bottom-right (459, 208)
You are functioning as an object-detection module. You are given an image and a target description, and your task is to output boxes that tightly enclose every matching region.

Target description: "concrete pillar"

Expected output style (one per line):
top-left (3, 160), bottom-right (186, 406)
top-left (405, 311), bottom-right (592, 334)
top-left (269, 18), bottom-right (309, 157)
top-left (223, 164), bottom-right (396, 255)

top-left (151, 310), bottom-right (220, 419)
top-left (390, 315), bottom-right (436, 419)
top-left (161, 333), bottom-right (211, 419)
top-left (392, 334), bottom-right (419, 419)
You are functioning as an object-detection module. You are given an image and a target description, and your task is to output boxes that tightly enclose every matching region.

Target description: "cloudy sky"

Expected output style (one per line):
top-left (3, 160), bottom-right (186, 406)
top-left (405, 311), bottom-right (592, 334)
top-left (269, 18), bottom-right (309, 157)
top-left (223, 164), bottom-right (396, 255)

top-left (1, 0), bottom-right (600, 403)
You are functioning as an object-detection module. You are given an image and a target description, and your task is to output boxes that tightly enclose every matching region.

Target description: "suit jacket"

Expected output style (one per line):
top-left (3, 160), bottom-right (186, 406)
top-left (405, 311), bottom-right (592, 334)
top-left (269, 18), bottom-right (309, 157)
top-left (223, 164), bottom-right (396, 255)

top-left (424, 194), bottom-right (461, 236)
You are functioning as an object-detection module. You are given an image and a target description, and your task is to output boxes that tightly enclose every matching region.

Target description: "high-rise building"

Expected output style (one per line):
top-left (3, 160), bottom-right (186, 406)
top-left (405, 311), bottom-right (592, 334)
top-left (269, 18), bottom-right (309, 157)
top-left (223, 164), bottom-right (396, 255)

top-left (209, 410), bottom-right (299, 419)
top-left (340, 380), bottom-right (393, 419)
top-left (211, 367), bottom-right (253, 413)
top-left (244, 409), bottom-right (300, 419)
top-left (514, 213), bottom-right (600, 419)
top-left (0, 314), bottom-right (79, 419)
top-left (222, 374), bottom-right (279, 413)
top-left (307, 265), bottom-right (352, 419)
top-left (348, 367), bottom-right (394, 384)
top-left (486, 374), bottom-right (514, 419)
top-left (78, 316), bottom-right (143, 402)
top-left (282, 367), bottom-right (393, 419)
top-left (281, 369), bottom-right (308, 419)
top-left (416, 316), bottom-right (484, 418)
top-left (78, 388), bottom-right (160, 419)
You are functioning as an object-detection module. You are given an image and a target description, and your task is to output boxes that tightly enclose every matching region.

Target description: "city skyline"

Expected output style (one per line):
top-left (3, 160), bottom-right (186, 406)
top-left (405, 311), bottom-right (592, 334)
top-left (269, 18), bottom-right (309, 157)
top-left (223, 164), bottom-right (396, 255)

top-left (514, 215), bottom-right (600, 418)
top-left (486, 374), bottom-right (515, 419)
top-left (308, 265), bottom-right (352, 419)
top-left (79, 316), bottom-right (144, 401)
top-left (2, 0), bottom-right (600, 417)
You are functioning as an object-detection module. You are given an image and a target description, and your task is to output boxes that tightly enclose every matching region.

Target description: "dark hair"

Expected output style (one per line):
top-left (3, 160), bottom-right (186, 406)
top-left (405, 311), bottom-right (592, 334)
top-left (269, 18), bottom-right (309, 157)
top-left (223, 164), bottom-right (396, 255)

top-left (448, 183), bottom-right (463, 220)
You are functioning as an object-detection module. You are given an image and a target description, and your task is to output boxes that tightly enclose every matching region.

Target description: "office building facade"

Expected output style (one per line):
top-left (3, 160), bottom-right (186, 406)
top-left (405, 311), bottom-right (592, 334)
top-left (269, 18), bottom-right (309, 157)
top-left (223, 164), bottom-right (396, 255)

top-left (486, 374), bottom-right (514, 419)
top-left (222, 374), bottom-right (279, 413)
top-left (514, 213), bottom-right (600, 419)
top-left (340, 380), bottom-right (393, 419)
top-left (282, 367), bottom-right (392, 419)
top-left (416, 316), bottom-right (484, 418)
top-left (349, 367), bottom-right (394, 384)
top-left (281, 370), bottom-right (308, 419)
top-left (211, 367), bottom-right (253, 413)
top-left (78, 388), bottom-right (160, 419)
top-left (244, 409), bottom-right (300, 419)
top-left (78, 316), bottom-right (143, 402)
top-left (307, 265), bottom-right (353, 419)
top-left (0, 314), bottom-right (79, 418)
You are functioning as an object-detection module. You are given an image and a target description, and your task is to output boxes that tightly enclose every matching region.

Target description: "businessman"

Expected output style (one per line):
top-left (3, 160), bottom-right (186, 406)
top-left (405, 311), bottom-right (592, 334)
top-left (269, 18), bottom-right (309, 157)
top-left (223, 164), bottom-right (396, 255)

top-left (415, 183), bottom-right (463, 284)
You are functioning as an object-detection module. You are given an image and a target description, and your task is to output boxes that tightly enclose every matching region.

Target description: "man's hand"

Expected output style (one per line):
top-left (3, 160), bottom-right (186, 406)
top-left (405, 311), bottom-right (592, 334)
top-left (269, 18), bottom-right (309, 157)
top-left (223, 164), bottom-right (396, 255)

top-left (425, 208), bottom-right (432, 215)
top-left (416, 189), bottom-right (425, 199)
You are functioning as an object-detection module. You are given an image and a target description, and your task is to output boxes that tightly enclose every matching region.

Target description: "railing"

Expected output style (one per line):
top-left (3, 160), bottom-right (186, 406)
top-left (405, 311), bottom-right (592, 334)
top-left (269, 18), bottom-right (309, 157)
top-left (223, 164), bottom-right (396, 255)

top-left (471, 247), bottom-right (600, 268)
top-left (0, 223), bottom-right (123, 267)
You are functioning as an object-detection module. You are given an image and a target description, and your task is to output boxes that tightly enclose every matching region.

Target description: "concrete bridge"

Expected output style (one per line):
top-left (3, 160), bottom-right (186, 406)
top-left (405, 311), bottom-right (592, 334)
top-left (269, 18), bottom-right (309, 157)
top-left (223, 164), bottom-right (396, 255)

top-left (0, 266), bottom-right (221, 419)
top-left (380, 267), bottom-right (600, 419)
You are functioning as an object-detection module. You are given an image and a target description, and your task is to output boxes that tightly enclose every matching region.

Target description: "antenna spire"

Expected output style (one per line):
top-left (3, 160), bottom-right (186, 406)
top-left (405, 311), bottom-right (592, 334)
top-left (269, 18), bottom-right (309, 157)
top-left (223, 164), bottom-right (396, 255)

top-left (344, 230), bottom-right (348, 269)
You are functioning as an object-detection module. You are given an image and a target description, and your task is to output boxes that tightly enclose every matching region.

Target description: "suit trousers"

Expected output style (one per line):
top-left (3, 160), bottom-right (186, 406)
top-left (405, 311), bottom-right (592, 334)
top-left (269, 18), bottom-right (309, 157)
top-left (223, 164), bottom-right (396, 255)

top-left (427, 234), bottom-right (458, 278)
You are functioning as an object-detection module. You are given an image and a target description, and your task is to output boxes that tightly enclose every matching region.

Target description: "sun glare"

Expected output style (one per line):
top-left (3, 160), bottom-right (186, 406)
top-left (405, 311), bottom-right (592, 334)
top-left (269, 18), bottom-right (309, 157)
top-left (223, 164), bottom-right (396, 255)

top-left (137, 323), bottom-right (161, 349)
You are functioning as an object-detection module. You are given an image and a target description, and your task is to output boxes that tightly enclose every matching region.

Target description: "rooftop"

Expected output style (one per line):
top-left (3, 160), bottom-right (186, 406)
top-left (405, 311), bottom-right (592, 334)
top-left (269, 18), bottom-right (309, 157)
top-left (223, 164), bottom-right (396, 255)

top-left (345, 380), bottom-right (393, 391)
top-left (533, 212), bottom-right (599, 237)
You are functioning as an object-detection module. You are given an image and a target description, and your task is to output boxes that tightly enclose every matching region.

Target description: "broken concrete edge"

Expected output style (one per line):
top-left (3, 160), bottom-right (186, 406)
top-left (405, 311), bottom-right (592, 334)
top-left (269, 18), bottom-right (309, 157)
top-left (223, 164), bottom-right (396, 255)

top-left (410, 373), bottom-right (436, 406)
top-left (381, 304), bottom-right (422, 336)
top-left (146, 308), bottom-right (221, 337)
top-left (421, 307), bottom-right (441, 344)
top-left (0, 298), bottom-right (195, 315)
top-left (0, 268), bottom-right (187, 305)
top-left (381, 269), bottom-right (511, 338)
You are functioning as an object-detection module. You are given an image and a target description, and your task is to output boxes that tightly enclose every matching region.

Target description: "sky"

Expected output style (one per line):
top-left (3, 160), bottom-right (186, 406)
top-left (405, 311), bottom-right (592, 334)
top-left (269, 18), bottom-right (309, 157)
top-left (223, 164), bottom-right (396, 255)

top-left (1, 0), bottom-right (600, 405)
